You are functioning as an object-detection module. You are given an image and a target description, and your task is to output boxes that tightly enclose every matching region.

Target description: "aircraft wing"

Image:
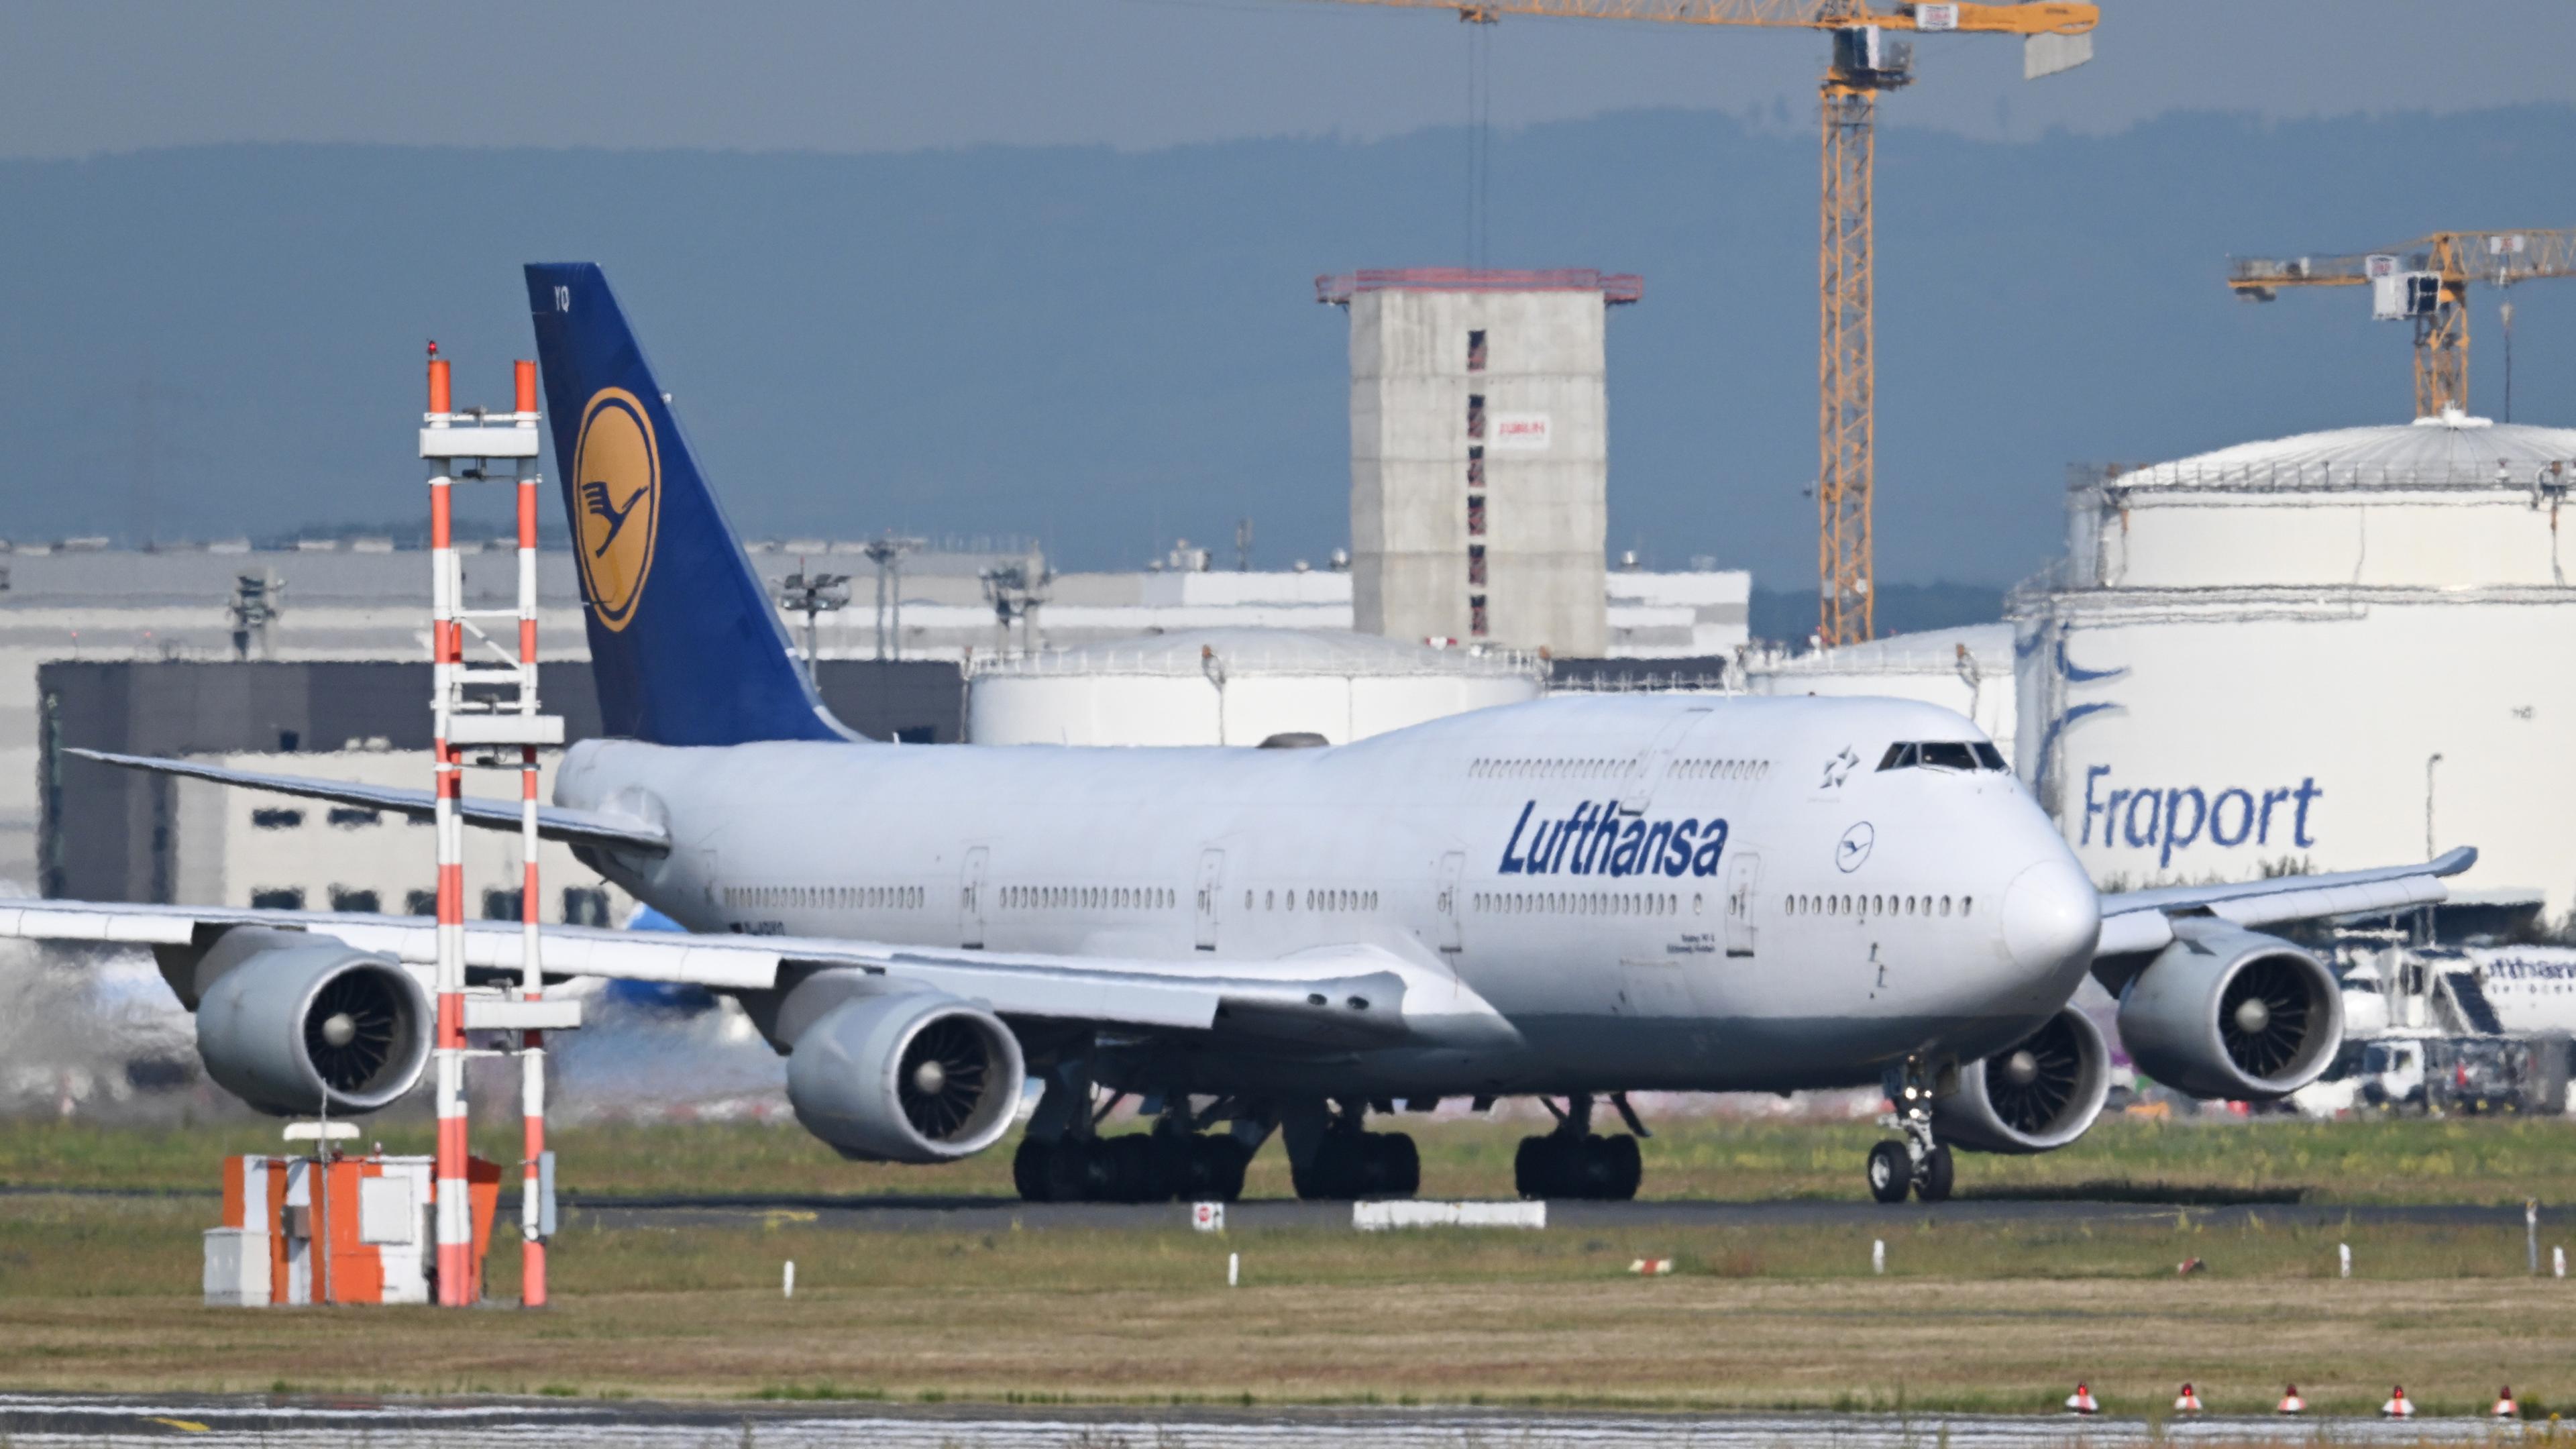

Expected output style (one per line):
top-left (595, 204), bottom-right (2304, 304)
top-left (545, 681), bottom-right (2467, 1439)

top-left (2092, 847), bottom-right (2475, 958)
top-left (65, 748), bottom-right (670, 853)
top-left (0, 899), bottom-right (1512, 1051)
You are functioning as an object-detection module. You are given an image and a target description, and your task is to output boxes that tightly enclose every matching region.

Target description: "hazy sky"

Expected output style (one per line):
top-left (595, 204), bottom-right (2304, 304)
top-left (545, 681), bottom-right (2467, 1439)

top-left (5, 1), bottom-right (2572, 158)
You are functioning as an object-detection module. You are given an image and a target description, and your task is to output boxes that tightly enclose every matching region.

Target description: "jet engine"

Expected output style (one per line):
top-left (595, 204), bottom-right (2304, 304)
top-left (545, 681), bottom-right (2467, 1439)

top-left (1933, 1006), bottom-right (2110, 1154)
top-left (193, 933), bottom-right (431, 1116)
top-left (2116, 921), bottom-right (2342, 1100)
top-left (786, 990), bottom-right (1026, 1163)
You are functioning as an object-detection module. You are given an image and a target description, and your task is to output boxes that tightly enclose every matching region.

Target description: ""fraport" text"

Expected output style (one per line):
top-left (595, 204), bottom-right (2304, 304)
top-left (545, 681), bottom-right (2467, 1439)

top-left (2080, 766), bottom-right (2320, 868)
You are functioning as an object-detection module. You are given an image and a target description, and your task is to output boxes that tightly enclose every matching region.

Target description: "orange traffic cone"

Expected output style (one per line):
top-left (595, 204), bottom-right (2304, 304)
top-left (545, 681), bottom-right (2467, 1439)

top-left (2173, 1383), bottom-right (2204, 1414)
top-left (2494, 1386), bottom-right (2519, 1419)
top-left (2381, 1385), bottom-right (2414, 1419)
top-left (2065, 1382), bottom-right (2100, 1415)
top-left (2277, 1384), bottom-right (2306, 1415)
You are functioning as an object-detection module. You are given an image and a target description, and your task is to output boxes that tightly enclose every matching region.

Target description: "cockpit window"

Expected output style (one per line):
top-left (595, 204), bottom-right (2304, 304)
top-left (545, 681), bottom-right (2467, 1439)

top-left (1878, 740), bottom-right (2010, 773)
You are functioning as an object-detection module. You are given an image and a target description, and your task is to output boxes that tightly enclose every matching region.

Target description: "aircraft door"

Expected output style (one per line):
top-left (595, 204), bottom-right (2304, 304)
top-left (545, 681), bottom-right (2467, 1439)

top-left (1437, 851), bottom-right (1465, 953)
top-left (1194, 849), bottom-right (1224, 951)
top-left (1724, 851), bottom-right (1762, 959)
top-left (959, 846), bottom-right (989, 949)
top-left (1627, 707), bottom-right (1713, 812)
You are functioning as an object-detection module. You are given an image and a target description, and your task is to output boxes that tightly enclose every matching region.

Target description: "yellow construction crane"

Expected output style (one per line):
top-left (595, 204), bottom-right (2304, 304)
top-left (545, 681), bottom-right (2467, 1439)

top-left (1304, 1), bottom-right (2100, 643)
top-left (2229, 229), bottom-right (2576, 421)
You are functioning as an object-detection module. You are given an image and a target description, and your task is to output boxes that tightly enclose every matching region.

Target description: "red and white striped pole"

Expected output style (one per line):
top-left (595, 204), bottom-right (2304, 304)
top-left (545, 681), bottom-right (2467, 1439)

top-left (512, 358), bottom-right (549, 1309)
top-left (427, 345), bottom-right (472, 1307)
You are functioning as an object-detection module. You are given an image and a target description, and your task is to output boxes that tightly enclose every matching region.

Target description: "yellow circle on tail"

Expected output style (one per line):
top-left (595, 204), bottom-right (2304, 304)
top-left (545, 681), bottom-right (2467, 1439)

top-left (572, 388), bottom-right (661, 631)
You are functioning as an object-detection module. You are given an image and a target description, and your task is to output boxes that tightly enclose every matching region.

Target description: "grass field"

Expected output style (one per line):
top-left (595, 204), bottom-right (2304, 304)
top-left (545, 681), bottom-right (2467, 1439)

top-left (5, 1114), bottom-right (2576, 1413)
top-left (0, 1192), bottom-right (2570, 1414)
top-left (9, 1110), bottom-right (2576, 1207)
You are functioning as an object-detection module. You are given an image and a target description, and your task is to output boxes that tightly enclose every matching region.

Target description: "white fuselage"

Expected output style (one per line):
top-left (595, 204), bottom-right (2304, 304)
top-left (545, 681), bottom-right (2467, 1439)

top-left (557, 693), bottom-right (2101, 1098)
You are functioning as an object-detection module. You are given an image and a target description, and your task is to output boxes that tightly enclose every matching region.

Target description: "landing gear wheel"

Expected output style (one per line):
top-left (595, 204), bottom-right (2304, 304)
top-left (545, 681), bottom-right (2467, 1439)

top-left (1597, 1133), bottom-right (1642, 1201)
top-left (1364, 1132), bottom-right (1420, 1198)
top-left (1014, 1136), bottom-right (1096, 1203)
top-left (1004, 1134), bottom-right (1046, 1201)
top-left (1866, 1140), bottom-right (1911, 1204)
top-left (1513, 1135), bottom-right (1560, 1200)
top-left (1914, 1144), bottom-right (1954, 1203)
top-left (1180, 1134), bottom-right (1251, 1202)
top-left (1515, 1132), bottom-right (1643, 1200)
top-left (1104, 1134), bottom-right (1163, 1203)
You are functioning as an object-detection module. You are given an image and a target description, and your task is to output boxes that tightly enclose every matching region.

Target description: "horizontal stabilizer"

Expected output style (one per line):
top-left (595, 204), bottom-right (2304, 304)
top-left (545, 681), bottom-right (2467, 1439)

top-left (66, 748), bottom-right (669, 853)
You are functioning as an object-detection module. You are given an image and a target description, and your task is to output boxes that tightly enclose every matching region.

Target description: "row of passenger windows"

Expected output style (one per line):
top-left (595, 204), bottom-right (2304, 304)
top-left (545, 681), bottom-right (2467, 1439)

top-left (1788, 892), bottom-right (1972, 919)
top-left (1671, 757), bottom-right (1771, 782)
top-left (1246, 888), bottom-right (1379, 912)
top-left (1476, 890), bottom-right (1688, 918)
top-left (246, 885), bottom-right (610, 924)
top-left (1006, 885), bottom-right (1175, 911)
top-left (725, 884), bottom-right (924, 911)
top-left (1470, 757), bottom-right (1646, 781)
top-left (252, 806), bottom-right (414, 830)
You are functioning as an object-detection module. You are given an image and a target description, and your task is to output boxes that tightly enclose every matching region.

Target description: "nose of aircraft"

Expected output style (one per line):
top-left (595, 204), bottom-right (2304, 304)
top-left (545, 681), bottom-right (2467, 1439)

top-left (2002, 857), bottom-right (2101, 976)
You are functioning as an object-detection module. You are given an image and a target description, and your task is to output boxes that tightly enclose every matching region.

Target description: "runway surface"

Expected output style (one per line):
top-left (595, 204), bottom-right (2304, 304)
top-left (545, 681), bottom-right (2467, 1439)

top-left (0, 1393), bottom-right (2543, 1447)
top-left (5, 1181), bottom-right (2566, 1232)
top-left (553, 1191), bottom-right (2569, 1234)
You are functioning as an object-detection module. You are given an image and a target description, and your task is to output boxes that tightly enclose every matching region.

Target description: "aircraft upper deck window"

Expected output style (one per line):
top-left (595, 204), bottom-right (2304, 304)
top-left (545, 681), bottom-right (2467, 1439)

top-left (1878, 741), bottom-right (2008, 773)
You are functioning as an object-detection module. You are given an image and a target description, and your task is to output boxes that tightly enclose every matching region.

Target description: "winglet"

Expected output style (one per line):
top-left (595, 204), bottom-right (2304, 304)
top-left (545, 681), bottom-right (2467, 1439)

top-left (2429, 846), bottom-right (2477, 877)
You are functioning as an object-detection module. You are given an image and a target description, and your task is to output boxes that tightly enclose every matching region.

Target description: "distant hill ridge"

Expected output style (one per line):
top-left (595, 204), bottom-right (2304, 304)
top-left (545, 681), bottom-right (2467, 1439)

top-left (1, 106), bottom-right (2570, 586)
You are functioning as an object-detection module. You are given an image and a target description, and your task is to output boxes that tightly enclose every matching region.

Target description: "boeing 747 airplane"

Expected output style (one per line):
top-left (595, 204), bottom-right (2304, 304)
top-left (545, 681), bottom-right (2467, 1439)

top-left (2, 264), bottom-right (2475, 1203)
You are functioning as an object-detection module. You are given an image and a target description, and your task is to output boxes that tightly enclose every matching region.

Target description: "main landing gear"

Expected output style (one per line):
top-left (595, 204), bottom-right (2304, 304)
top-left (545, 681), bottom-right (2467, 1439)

top-left (1513, 1093), bottom-right (1642, 1201)
top-left (1014, 1129), bottom-right (1250, 1203)
top-left (1867, 1058), bottom-right (1953, 1205)
top-left (1012, 1073), bottom-right (1254, 1203)
top-left (1287, 1099), bottom-right (1421, 1200)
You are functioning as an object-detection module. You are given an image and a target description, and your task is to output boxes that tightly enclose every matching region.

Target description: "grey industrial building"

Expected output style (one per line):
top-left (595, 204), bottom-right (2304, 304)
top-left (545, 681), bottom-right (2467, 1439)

top-left (1326, 269), bottom-right (1638, 657)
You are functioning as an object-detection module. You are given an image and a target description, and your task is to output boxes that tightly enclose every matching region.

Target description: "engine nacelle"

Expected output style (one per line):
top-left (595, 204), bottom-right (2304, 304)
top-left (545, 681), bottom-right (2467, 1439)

top-left (2117, 921), bottom-right (2343, 1100)
top-left (1933, 1006), bottom-right (2111, 1154)
top-left (193, 931), bottom-right (431, 1116)
top-left (786, 989), bottom-right (1026, 1163)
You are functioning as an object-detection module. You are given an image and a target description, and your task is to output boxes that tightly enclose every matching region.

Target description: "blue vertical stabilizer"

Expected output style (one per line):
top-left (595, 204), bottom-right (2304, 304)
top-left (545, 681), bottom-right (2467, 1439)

top-left (524, 263), bottom-right (850, 746)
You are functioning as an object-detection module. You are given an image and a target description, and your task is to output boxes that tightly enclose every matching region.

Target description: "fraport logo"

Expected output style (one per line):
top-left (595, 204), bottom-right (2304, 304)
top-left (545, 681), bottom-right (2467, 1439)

top-left (1497, 800), bottom-right (1728, 879)
top-left (2080, 765), bottom-right (2322, 869)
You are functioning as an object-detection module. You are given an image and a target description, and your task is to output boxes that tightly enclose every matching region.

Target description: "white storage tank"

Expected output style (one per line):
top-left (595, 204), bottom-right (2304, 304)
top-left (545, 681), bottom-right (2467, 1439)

top-left (965, 627), bottom-right (1542, 747)
top-left (1743, 625), bottom-right (2015, 761)
top-left (2015, 415), bottom-right (2576, 913)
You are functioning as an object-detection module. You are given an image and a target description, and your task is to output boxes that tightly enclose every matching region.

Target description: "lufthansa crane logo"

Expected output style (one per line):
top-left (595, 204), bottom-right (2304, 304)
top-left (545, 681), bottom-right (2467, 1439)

top-left (1835, 822), bottom-right (1875, 873)
top-left (572, 387), bottom-right (660, 632)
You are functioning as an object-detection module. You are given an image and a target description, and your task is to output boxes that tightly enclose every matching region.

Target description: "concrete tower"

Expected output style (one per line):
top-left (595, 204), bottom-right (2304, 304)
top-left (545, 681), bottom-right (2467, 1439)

top-left (1322, 268), bottom-right (1638, 657)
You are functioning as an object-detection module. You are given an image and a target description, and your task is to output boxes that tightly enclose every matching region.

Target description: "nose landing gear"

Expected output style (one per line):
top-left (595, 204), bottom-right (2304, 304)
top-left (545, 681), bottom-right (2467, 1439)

top-left (1867, 1057), bottom-right (1953, 1204)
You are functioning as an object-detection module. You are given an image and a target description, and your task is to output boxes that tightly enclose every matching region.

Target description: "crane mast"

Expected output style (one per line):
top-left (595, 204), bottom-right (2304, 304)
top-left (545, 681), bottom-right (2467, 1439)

top-left (1302, 0), bottom-right (2099, 644)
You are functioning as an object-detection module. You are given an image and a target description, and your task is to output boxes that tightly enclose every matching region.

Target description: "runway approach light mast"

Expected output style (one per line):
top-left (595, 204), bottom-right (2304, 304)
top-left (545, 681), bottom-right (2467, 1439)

top-left (1293, 0), bottom-right (2101, 645)
top-left (419, 343), bottom-right (580, 1307)
top-left (2229, 229), bottom-right (2576, 420)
